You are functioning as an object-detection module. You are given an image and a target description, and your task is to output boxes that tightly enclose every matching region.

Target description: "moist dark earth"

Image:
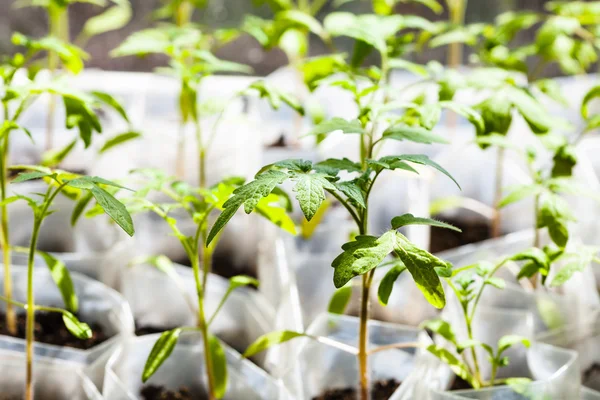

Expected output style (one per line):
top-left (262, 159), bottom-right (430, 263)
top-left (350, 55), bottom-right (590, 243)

top-left (449, 375), bottom-right (473, 391)
top-left (141, 385), bottom-right (203, 400)
top-left (312, 379), bottom-right (401, 400)
top-left (0, 311), bottom-right (108, 349)
top-left (172, 251), bottom-right (258, 282)
top-left (584, 363), bottom-right (600, 391)
top-left (429, 215), bottom-right (492, 253)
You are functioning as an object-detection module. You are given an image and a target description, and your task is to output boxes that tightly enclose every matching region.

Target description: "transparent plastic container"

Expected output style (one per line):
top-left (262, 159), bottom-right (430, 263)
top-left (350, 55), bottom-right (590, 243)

top-left (0, 348), bottom-right (102, 400)
top-left (0, 265), bottom-right (134, 365)
top-left (120, 263), bottom-right (278, 370)
top-left (428, 342), bottom-right (580, 400)
top-left (280, 313), bottom-right (438, 400)
top-left (103, 332), bottom-right (291, 400)
top-left (8, 180), bottom-right (134, 288)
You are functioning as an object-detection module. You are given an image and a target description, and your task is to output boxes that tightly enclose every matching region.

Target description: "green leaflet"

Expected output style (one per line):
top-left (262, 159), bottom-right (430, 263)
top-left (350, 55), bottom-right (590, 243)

top-left (89, 186), bottom-right (135, 237)
top-left (99, 131), bottom-right (142, 154)
top-left (207, 170), bottom-right (288, 245)
top-left (290, 171), bottom-right (336, 221)
top-left (381, 125), bottom-right (448, 144)
top-left (142, 329), bottom-right (182, 382)
top-left (391, 213), bottom-right (461, 232)
top-left (328, 285), bottom-right (353, 314)
top-left (307, 117), bottom-right (366, 136)
top-left (39, 251), bottom-right (78, 313)
top-left (426, 345), bottom-right (479, 389)
top-left (377, 263), bottom-right (406, 305)
top-left (498, 184), bottom-right (543, 208)
top-left (62, 311), bottom-right (92, 340)
top-left (243, 331), bottom-right (306, 358)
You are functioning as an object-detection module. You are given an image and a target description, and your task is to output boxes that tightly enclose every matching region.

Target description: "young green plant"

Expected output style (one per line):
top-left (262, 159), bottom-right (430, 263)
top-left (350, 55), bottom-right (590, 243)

top-left (112, 24), bottom-right (251, 184)
top-left (207, 17), bottom-right (485, 396)
top-left (125, 169), bottom-right (295, 400)
top-left (0, 38), bottom-right (131, 335)
top-left (16, 0), bottom-right (132, 151)
top-left (1, 167), bottom-right (134, 400)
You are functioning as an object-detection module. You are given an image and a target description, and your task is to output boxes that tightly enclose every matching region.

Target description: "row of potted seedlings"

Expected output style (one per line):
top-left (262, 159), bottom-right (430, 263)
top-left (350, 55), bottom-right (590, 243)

top-left (2, 0), bottom-right (600, 399)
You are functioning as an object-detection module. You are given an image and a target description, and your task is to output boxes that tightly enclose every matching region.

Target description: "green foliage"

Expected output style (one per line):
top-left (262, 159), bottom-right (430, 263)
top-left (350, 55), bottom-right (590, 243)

top-left (143, 329), bottom-right (182, 382)
top-left (243, 331), bottom-right (306, 358)
top-left (328, 285), bottom-right (353, 314)
top-left (377, 262), bottom-right (406, 305)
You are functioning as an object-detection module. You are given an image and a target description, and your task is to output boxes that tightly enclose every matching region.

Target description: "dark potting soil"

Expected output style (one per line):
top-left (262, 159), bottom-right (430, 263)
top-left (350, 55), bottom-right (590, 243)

top-left (0, 311), bottom-right (108, 349)
top-left (268, 134), bottom-right (287, 148)
top-left (449, 375), bottom-right (473, 391)
top-left (583, 363), bottom-right (600, 390)
top-left (140, 385), bottom-right (203, 400)
top-left (312, 379), bottom-right (401, 400)
top-left (429, 215), bottom-right (492, 254)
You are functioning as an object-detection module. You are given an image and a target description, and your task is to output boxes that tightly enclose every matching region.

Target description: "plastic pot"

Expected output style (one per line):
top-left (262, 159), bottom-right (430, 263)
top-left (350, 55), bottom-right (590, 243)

top-left (119, 262), bottom-right (278, 370)
top-left (0, 264), bottom-right (134, 365)
top-left (427, 342), bottom-right (580, 400)
top-left (6, 180), bottom-right (133, 288)
top-left (279, 313), bottom-right (438, 400)
top-left (103, 332), bottom-right (291, 400)
top-left (0, 348), bottom-right (102, 400)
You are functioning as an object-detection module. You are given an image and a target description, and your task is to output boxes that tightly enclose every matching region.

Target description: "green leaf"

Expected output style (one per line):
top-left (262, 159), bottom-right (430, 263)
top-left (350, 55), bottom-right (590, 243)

top-left (39, 251), bottom-right (77, 312)
top-left (537, 193), bottom-right (573, 248)
top-left (475, 92), bottom-right (513, 139)
top-left (62, 311), bottom-right (92, 340)
top-left (247, 80), bottom-right (304, 116)
top-left (91, 91), bottom-right (129, 123)
top-left (507, 87), bottom-right (552, 134)
top-left (418, 104), bottom-right (442, 130)
top-left (41, 139), bottom-right (77, 168)
top-left (307, 118), bottom-right (365, 136)
top-left (208, 335), bottom-right (228, 399)
top-left (336, 181), bottom-right (366, 209)
top-left (332, 232), bottom-right (396, 288)
top-left (276, 10), bottom-right (328, 39)
top-left (394, 233), bottom-right (446, 308)
top-left (498, 184), bottom-right (543, 208)
top-left (582, 86), bottom-right (600, 119)
top-left (81, 0), bottom-right (132, 40)
top-left (388, 58), bottom-right (429, 77)
top-left (498, 335), bottom-right (531, 355)
top-left (99, 131), bottom-right (141, 154)
top-left (486, 277), bottom-right (506, 289)
top-left (381, 125), bottom-right (448, 144)
top-left (207, 170), bottom-right (288, 245)
top-left (243, 331), bottom-right (305, 358)
top-left (142, 329), bottom-right (182, 382)
top-left (290, 171), bottom-right (336, 221)
top-left (551, 145), bottom-right (577, 178)
top-left (550, 246), bottom-right (597, 287)
top-left (426, 344), bottom-right (479, 389)
top-left (255, 192), bottom-right (297, 236)
top-left (315, 158), bottom-right (362, 174)
top-left (12, 171), bottom-right (53, 183)
top-left (328, 285), bottom-right (353, 314)
top-left (440, 101), bottom-right (485, 133)
top-left (378, 263), bottom-right (407, 306)
top-left (385, 154), bottom-right (460, 189)
top-left (391, 213), bottom-right (461, 232)
top-left (535, 79), bottom-right (568, 106)
top-left (229, 275), bottom-right (260, 290)
top-left (90, 186), bottom-right (135, 236)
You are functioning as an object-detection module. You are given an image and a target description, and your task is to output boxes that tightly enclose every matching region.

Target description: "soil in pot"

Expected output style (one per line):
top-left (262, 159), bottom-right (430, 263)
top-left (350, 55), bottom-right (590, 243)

top-left (312, 379), bottom-right (401, 400)
top-left (449, 375), bottom-right (473, 391)
top-left (583, 363), bottom-right (600, 390)
top-left (429, 215), bottom-right (492, 253)
top-left (140, 385), bottom-right (200, 400)
top-left (0, 311), bottom-right (108, 349)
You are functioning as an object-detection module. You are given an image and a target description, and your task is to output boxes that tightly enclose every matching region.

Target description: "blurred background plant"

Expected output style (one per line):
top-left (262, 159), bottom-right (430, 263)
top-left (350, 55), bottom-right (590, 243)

top-left (0, 0), bottom-right (563, 75)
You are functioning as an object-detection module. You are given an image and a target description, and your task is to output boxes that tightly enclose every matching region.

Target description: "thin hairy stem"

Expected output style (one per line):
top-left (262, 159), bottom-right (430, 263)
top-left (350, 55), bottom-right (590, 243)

top-left (491, 147), bottom-right (505, 238)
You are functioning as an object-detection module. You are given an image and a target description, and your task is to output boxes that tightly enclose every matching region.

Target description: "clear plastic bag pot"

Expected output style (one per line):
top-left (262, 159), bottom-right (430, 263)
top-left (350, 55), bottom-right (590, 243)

top-left (280, 313), bottom-right (438, 400)
top-left (0, 348), bottom-right (102, 400)
top-left (0, 265), bottom-right (134, 365)
top-left (120, 263), bottom-right (277, 370)
top-left (438, 230), bottom-right (600, 334)
top-left (430, 144), bottom-right (534, 249)
top-left (103, 332), bottom-right (291, 400)
top-left (7, 180), bottom-right (134, 288)
top-left (538, 319), bottom-right (600, 394)
top-left (427, 342), bottom-right (580, 400)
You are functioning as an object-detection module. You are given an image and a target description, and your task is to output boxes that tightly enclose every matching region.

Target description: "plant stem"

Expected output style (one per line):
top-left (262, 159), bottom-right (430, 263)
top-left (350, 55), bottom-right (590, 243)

top-left (358, 270), bottom-right (373, 400)
top-left (25, 214), bottom-right (42, 400)
top-left (175, 0), bottom-right (194, 26)
top-left (196, 120), bottom-right (206, 189)
top-left (176, 121), bottom-right (186, 179)
top-left (491, 147), bottom-right (504, 238)
top-left (0, 107), bottom-right (15, 335)
top-left (489, 363), bottom-right (498, 387)
top-left (447, 0), bottom-right (468, 69)
top-left (533, 194), bottom-right (540, 248)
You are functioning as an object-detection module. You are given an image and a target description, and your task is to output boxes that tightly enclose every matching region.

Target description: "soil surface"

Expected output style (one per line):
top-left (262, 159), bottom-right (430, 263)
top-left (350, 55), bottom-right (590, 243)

top-left (312, 379), bottom-right (401, 400)
top-left (583, 363), bottom-right (600, 390)
top-left (135, 322), bottom-right (177, 337)
top-left (449, 375), bottom-right (473, 391)
top-left (429, 215), bottom-right (492, 253)
top-left (141, 385), bottom-right (202, 400)
top-left (0, 311), bottom-right (108, 349)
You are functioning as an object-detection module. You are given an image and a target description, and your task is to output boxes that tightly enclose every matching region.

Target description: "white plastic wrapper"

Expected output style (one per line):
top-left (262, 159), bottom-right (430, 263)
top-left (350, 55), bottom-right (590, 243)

top-left (0, 265), bottom-right (134, 365)
top-left (0, 348), bottom-right (102, 400)
top-left (119, 263), bottom-right (281, 371)
top-left (279, 313), bottom-right (438, 400)
top-left (103, 332), bottom-right (291, 400)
